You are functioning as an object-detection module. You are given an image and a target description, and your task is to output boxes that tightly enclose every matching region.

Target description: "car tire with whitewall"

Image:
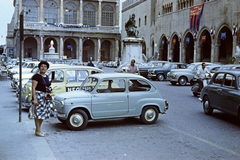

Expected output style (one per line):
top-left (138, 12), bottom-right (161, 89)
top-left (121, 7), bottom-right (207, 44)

top-left (66, 109), bottom-right (88, 131)
top-left (157, 74), bottom-right (165, 81)
top-left (203, 96), bottom-right (213, 115)
top-left (178, 76), bottom-right (187, 86)
top-left (140, 106), bottom-right (159, 124)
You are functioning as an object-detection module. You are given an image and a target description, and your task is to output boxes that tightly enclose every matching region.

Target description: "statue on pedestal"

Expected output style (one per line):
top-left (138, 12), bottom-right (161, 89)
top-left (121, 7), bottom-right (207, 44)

top-left (125, 14), bottom-right (139, 38)
top-left (49, 40), bottom-right (55, 53)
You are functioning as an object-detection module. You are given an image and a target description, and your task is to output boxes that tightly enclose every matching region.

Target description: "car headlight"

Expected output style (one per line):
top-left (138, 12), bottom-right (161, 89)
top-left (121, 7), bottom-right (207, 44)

top-left (61, 101), bottom-right (64, 108)
top-left (167, 72), bottom-right (170, 76)
top-left (28, 87), bottom-right (31, 93)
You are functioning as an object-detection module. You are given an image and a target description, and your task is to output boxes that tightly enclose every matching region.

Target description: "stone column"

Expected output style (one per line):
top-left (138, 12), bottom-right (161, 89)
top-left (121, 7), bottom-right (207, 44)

top-left (39, 0), bottom-right (44, 22)
top-left (60, 0), bottom-right (64, 24)
top-left (232, 36), bottom-right (237, 57)
top-left (60, 37), bottom-right (64, 58)
top-left (79, 0), bottom-right (83, 25)
top-left (79, 37), bottom-right (83, 62)
top-left (167, 43), bottom-right (170, 61)
top-left (196, 45), bottom-right (202, 62)
top-left (211, 37), bottom-right (215, 63)
top-left (179, 41), bottom-right (182, 62)
top-left (97, 0), bottom-right (102, 26)
top-left (214, 44), bottom-right (220, 62)
top-left (97, 38), bottom-right (101, 62)
top-left (193, 40), bottom-right (197, 63)
top-left (169, 47), bottom-right (173, 62)
top-left (115, 1), bottom-right (119, 26)
top-left (39, 35), bottom-right (44, 60)
top-left (115, 38), bottom-right (119, 60)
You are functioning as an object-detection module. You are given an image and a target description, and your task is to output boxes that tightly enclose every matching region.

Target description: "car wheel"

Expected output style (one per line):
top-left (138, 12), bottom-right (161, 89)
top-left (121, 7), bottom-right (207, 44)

top-left (157, 74), bottom-right (165, 81)
top-left (178, 77), bottom-right (187, 86)
top-left (66, 109), bottom-right (88, 131)
top-left (140, 106), bottom-right (159, 124)
top-left (171, 81), bottom-right (177, 85)
top-left (58, 118), bottom-right (66, 124)
top-left (203, 96), bottom-right (213, 115)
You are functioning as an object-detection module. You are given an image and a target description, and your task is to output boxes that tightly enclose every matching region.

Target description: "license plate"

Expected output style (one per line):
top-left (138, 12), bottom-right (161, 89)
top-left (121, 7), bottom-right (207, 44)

top-left (66, 87), bottom-right (81, 92)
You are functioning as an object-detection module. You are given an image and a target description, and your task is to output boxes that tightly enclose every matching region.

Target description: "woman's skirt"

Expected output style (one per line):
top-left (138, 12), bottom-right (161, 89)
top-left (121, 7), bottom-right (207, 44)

top-left (33, 90), bottom-right (52, 119)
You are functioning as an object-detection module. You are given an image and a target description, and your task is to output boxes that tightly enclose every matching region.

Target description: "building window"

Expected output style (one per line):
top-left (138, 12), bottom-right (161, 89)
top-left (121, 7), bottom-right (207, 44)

top-left (23, 0), bottom-right (38, 22)
top-left (163, 3), bottom-right (173, 14)
top-left (102, 5), bottom-right (113, 26)
top-left (178, 0), bottom-right (194, 10)
top-left (64, 2), bottom-right (77, 24)
top-left (83, 3), bottom-right (96, 25)
top-left (44, 1), bottom-right (58, 23)
top-left (145, 16), bottom-right (147, 25)
top-left (139, 18), bottom-right (141, 27)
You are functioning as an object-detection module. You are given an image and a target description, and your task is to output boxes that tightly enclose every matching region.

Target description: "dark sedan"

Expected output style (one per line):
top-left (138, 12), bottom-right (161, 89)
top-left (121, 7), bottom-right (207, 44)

top-left (148, 62), bottom-right (188, 81)
top-left (138, 61), bottom-right (168, 78)
top-left (199, 69), bottom-right (240, 118)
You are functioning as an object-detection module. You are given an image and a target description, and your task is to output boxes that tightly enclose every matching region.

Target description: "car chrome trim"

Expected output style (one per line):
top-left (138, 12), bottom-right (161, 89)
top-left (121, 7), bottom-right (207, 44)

top-left (92, 101), bottom-right (124, 105)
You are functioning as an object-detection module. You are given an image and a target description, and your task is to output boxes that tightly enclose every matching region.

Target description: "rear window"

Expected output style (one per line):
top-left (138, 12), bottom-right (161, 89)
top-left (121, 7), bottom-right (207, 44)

top-left (223, 74), bottom-right (236, 88)
top-left (128, 79), bottom-right (151, 92)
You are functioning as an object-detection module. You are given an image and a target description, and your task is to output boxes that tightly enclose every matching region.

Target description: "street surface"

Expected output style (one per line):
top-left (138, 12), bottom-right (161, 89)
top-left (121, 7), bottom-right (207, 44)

top-left (1, 67), bottom-right (240, 160)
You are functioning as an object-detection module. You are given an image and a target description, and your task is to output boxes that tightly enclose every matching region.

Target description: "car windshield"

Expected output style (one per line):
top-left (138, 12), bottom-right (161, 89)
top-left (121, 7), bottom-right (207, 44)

top-left (81, 77), bottom-right (98, 92)
top-left (187, 64), bottom-right (195, 70)
top-left (162, 63), bottom-right (171, 69)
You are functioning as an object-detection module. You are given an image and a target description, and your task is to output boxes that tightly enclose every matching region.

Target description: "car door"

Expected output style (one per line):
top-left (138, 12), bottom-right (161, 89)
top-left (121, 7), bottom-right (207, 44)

top-left (218, 73), bottom-right (239, 115)
top-left (91, 78), bottom-right (128, 117)
top-left (65, 69), bottom-right (88, 92)
top-left (207, 73), bottom-right (225, 108)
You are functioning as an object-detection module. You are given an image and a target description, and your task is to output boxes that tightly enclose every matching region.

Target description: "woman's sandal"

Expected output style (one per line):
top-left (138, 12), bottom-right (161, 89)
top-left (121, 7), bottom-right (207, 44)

top-left (35, 131), bottom-right (45, 137)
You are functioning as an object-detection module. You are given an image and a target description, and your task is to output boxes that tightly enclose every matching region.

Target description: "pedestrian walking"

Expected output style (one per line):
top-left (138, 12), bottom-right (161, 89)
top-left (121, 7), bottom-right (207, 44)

top-left (87, 59), bottom-right (95, 67)
top-left (127, 59), bottom-right (140, 75)
top-left (31, 61), bottom-right (52, 137)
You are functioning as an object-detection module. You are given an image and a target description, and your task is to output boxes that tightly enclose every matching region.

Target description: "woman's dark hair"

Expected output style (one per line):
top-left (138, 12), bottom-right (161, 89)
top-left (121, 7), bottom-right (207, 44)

top-left (38, 61), bottom-right (50, 69)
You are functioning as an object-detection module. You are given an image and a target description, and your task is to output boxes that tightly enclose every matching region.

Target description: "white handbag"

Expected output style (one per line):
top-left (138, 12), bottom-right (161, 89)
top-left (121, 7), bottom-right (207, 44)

top-left (28, 105), bottom-right (36, 119)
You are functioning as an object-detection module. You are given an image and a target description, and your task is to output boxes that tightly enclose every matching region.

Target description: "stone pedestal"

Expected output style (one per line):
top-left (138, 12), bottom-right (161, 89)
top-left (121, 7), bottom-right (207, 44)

top-left (44, 53), bottom-right (59, 59)
top-left (122, 37), bottom-right (143, 63)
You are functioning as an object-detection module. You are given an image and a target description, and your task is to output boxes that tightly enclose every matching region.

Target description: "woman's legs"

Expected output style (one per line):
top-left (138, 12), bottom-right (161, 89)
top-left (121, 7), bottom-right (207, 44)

top-left (34, 118), bottom-right (43, 133)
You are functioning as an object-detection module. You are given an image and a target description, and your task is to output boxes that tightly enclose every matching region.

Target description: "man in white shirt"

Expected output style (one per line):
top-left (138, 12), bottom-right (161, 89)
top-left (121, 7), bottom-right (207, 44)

top-left (197, 62), bottom-right (211, 91)
top-left (127, 59), bottom-right (140, 75)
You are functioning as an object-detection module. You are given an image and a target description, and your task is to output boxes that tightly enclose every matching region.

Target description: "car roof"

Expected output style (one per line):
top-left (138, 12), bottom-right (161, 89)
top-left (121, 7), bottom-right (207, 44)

top-left (48, 65), bottom-right (103, 71)
top-left (89, 73), bottom-right (146, 79)
top-left (215, 69), bottom-right (240, 75)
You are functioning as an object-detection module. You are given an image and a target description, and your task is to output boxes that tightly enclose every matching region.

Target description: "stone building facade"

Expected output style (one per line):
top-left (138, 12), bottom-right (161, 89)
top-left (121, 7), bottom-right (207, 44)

top-left (7, 0), bottom-right (120, 62)
top-left (122, 0), bottom-right (240, 64)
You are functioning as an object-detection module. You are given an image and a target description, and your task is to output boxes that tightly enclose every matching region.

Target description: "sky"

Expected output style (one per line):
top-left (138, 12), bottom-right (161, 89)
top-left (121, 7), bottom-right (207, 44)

top-left (0, 0), bottom-right (126, 45)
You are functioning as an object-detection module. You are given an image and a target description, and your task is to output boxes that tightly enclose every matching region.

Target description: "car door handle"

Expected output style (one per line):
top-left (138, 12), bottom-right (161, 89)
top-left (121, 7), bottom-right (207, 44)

top-left (93, 95), bottom-right (98, 97)
top-left (217, 88), bottom-right (222, 94)
top-left (107, 95), bottom-right (113, 97)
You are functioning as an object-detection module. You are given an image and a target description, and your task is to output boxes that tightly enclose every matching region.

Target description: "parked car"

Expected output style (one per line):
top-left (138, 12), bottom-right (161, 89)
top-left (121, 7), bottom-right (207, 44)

top-left (148, 62), bottom-right (188, 81)
top-left (167, 62), bottom-right (213, 86)
top-left (218, 64), bottom-right (240, 70)
top-left (199, 69), bottom-right (240, 118)
top-left (21, 65), bottom-right (104, 109)
top-left (53, 73), bottom-right (169, 130)
top-left (138, 61), bottom-right (168, 78)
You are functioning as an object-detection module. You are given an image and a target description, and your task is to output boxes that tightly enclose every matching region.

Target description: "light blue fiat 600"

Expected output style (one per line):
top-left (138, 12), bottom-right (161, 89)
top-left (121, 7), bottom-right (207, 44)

top-left (53, 73), bottom-right (169, 130)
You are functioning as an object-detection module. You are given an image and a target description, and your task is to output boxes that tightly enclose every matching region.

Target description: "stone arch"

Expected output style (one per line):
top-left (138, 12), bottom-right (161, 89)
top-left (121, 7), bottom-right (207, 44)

top-left (159, 34), bottom-right (168, 61)
top-left (83, 39), bottom-right (95, 62)
top-left (101, 40), bottom-right (112, 61)
top-left (182, 30), bottom-right (194, 63)
top-left (64, 38), bottom-right (76, 59)
top-left (170, 32), bottom-right (179, 62)
top-left (215, 23), bottom-right (233, 64)
top-left (198, 28), bottom-right (211, 62)
top-left (24, 37), bottom-right (37, 59)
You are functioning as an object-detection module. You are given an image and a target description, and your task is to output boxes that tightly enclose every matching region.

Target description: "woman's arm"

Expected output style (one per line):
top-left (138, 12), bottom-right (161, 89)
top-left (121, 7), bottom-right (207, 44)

top-left (32, 80), bottom-right (38, 106)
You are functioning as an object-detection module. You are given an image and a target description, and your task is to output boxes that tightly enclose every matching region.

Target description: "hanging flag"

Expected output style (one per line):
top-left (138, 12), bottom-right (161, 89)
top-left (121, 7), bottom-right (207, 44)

top-left (190, 4), bottom-right (204, 31)
top-left (221, 32), bottom-right (226, 40)
top-left (179, 33), bottom-right (182, 42)
top-left (186, 37), bottom-right (190, 44)
top-left (233, 24), bottom-right (238, 36)
top-left (210, 28), bottom-right (213, 35)
top-left (86, 45), bottom-right (90, 49)
top-left (162, 40), bottom-right (165, 46)
top-left (173, 39), bottom-right (176, 45)
top-left (202, 35), bottom-right (206, 43)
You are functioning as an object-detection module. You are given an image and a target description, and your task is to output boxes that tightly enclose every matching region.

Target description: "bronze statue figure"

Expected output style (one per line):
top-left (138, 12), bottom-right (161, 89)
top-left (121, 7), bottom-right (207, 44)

top-left (125, 14), bottom-right (139, 37)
